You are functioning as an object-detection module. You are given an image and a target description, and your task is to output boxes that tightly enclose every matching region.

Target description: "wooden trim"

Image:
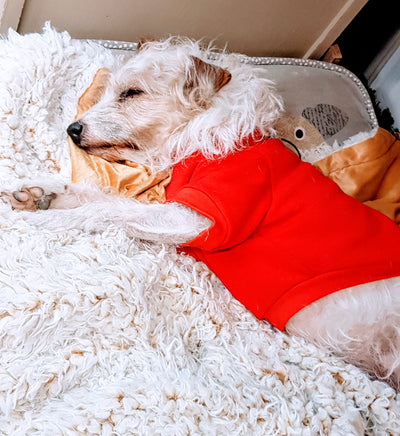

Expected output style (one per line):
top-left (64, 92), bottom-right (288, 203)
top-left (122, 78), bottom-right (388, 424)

top-left (303, 0), bottom-right (368, 59)
top-left (0, 0), bottom-right (25, 34)
top-left (321, 44), bottom-right (343, 64)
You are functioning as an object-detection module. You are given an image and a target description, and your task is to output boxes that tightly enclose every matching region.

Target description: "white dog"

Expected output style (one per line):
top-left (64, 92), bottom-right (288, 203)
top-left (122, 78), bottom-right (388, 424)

top-left (3, 38), bottom-right (400, 389)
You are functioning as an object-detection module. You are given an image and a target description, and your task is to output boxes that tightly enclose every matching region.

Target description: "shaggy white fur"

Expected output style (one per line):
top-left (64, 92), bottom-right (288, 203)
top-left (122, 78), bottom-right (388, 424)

top-left (74, 37), bottom-right (283, 170)
top-left (0, 24), bottom-right (400, 435)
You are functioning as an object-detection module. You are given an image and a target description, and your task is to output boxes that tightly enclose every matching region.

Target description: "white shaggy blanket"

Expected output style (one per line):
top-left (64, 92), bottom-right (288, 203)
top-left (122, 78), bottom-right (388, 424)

top-left (0, 25), bottom-right (399, 435)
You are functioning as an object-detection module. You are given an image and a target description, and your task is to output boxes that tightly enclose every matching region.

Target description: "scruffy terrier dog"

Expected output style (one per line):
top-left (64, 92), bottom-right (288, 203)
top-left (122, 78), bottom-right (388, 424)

top-left (3, 38), bottom-right (400, 389)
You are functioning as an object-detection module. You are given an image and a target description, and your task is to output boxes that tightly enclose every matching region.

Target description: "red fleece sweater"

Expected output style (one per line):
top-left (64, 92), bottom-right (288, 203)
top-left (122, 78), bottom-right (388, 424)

top-left (165, 137), bottom-right (400, 330)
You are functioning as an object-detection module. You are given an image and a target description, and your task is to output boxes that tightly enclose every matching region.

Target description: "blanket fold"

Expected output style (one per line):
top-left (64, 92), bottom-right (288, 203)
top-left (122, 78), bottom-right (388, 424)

top-left (315, 128), bottom-right (400, 224)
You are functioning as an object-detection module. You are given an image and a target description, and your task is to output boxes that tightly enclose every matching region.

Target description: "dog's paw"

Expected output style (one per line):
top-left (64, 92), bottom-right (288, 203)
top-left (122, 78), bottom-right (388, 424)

top-left (1, 187), bottom-right (56, 211)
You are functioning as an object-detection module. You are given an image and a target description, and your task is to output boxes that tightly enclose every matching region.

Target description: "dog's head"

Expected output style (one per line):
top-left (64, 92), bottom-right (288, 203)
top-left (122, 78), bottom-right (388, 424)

top-left (68, 38), bottom-right (282, 169)
top-left (68, 39), bottom-right (233, 166)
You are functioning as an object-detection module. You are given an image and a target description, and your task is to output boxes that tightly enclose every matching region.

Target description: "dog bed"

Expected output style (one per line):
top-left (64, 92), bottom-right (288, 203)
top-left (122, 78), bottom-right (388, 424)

top-left (0, 24), bottom-right (399, 435)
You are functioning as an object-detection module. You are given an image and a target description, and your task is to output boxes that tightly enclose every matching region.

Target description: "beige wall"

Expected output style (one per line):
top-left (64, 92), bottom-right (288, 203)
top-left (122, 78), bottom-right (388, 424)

top-left (11, 0), bottom-right (367, 58)
top-left (0, 0), bottom-right (24, 32)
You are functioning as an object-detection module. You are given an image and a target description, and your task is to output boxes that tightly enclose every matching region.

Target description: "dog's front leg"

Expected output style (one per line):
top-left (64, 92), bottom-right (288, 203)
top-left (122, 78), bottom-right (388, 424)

top-left (33, 200), bottom-right (210, 244)
top-left (2, 184), bottom-right (211, 244)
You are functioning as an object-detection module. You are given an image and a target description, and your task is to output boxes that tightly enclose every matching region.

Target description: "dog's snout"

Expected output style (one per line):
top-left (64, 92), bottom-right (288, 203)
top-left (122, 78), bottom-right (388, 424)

top-left (67, 121), bottom-right (84, 146)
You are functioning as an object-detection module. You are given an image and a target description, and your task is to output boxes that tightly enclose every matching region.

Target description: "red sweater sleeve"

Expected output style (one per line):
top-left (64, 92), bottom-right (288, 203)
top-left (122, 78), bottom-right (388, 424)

top-left (166, 143), bottom-right (274, 252)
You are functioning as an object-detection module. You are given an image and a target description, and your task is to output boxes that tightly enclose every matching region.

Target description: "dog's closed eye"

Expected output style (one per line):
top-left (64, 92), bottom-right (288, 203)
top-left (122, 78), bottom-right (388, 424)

top-left (119, 88), bottom-right (144, 101)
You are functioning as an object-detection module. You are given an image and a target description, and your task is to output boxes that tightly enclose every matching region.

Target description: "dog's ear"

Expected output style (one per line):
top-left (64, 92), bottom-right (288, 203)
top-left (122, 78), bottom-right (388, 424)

top-left (185, 56), bottom-right (231, 107)
top-left (76, 68), bottom-right (110, 118)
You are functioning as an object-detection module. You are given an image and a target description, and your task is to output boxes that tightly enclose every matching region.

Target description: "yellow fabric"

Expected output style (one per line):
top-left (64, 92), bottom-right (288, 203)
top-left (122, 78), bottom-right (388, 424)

top-left (69, 68), bottom-right (171, 203)
top-left (315, 128), bottom-right (400, 225)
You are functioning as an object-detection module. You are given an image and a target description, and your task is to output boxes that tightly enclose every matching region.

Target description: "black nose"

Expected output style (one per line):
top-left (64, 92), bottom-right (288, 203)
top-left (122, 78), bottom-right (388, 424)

top-left (67, 121), bottom-right (83, 146)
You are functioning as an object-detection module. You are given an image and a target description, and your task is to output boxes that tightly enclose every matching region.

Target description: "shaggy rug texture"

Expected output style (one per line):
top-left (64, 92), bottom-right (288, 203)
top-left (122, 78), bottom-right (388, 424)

top-left (0, 24), bottom-right (399, 435)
